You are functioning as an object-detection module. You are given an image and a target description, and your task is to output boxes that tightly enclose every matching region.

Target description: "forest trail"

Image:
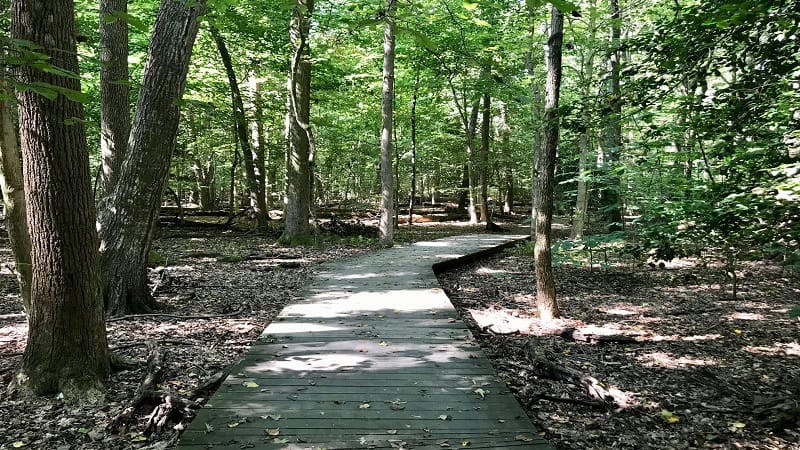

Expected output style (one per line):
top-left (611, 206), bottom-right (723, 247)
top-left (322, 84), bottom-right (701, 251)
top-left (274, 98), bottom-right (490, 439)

top-left (176, 233), bottom-right (553, 449)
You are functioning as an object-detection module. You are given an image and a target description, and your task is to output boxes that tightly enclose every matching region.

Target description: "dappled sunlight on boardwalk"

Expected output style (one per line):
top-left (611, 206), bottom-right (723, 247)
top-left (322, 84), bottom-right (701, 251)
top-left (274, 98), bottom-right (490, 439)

top-left (177, 233), bottom-right (552, 449)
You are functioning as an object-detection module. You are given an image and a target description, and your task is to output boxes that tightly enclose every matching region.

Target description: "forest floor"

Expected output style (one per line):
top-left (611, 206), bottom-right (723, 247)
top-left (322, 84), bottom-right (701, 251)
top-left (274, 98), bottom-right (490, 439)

top-left (0, 217), bottom-right (799, 449)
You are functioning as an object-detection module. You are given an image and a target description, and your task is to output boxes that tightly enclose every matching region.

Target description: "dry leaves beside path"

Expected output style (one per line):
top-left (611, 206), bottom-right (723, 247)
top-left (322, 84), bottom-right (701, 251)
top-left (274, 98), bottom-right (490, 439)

top-left (437, 251), bottom-right (800, 449)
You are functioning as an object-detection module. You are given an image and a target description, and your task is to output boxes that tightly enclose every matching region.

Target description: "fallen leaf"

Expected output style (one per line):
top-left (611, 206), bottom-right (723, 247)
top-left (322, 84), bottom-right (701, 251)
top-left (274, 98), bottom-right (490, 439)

top-left (273, 438), bottom-right (290, 444)
top-left (473, 388), bottom-right (486, 399)
top-left (438, 414), bottom-right (452, 421)
top-left (661, 409), bottom-right (680, 423)
top-left (359, 402), bottom-right (371, 409)
top-left (131, 436), bottom-right (148, 442)
top-left (389, 400), bottom-right (406, 411)
top-left (261, 414), bottom-right (281, 421)
top-left (204, 423), bottom-right (214, 433)
top-left (515, 434), bottom-right (534, 442)
top-left (461, 440), bottom-right (471, 447)
top-left (12, 442), bottom-right (26, 448)
top-left (379, 341), bottom-right (388, 346)
top-left (243, 381), bottom-right (259, 388)
top-left (438, 439), bottom-right (451, 447)
top-left (731, 421), bottom-right (746, 428)
top-left (266, 428), bottom-right (281, 436)
top-left (387, 429), bottom-right (398, 435)
top-left (227, 422), bottom-right (240, 428)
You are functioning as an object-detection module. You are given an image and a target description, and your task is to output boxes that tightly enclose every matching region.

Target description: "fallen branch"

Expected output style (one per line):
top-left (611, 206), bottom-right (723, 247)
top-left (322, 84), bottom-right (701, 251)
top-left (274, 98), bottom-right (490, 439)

top-left (106, 308), bottom-right (244, 323)
top-left (107, 342), bottom-right (168, 433)
top-left (524, 339), bottom-right (635, 410)
top-left (529, 393), bottom-right (607, 409)
top-left (561, 328), bottom-right (638, 345)
top-left (0, 313), bottom-right (25, 321)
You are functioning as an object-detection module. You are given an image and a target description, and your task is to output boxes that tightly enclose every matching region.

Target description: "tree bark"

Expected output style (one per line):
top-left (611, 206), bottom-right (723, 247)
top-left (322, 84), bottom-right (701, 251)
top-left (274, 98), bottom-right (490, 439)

top-left (249, 74), bottom-right (270, 208)
top-left (282, 0), bottom-right (314, 243)
top-left (534, 6), bottom-right (564, 321)
top-left (9, 0), bottom-right (109, 401)
top-left (478, 80), bottom-right (491, 223)
top-left (97, 0), bottom-right (206, 317)
top-left (379, 0), bottom-right (397, 247)
top-left (408, 68), bottom-right (419, 226)
top-left (99, 0), bottom-right (130, 195)
top-left (210, 28), bottom-right (268, 229)
top-left (0, 100), bottom-right (32, 312)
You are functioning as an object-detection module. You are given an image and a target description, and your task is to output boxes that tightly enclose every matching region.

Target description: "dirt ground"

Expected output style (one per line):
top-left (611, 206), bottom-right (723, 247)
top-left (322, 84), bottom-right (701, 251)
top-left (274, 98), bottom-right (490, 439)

top-left (0, 220), bottom-right (798, 449)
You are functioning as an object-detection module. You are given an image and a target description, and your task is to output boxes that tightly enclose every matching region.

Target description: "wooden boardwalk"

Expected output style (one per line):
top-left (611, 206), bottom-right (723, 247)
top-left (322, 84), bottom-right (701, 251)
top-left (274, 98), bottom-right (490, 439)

top-left (177, 234), bottom-right (553, 449)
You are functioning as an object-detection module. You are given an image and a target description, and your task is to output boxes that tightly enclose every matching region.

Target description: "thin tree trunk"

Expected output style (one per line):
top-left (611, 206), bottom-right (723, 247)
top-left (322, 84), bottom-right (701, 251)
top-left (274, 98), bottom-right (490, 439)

top-left (9, 0), bottom-right (109, 401)
top-left (534, 6), bottom-right (564, 321)
top-left (379, 0), bottom-right (397, 247)
top-left (408, 68), bottom-right (419, 226)
top-left (479, 82), bottom-right (491, 223)
top-left (210, 27), bottom-right (268, 229)
top-left (97, 0), bottom-right (206, 317)
top-left (249, 75), bottom-right (270, 208)
top-left (0, 100), bottom-right (32, 312)
top-left (282, 0), bottom-right (314, 243)
top-left (99, 0), bottom-right (130, 196)
top-left (571, 131), bottom-right (589, 239)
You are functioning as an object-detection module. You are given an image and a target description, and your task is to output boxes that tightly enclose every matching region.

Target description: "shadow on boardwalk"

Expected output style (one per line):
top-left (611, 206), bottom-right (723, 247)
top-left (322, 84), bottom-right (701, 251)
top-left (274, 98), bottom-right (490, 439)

top-left (177, 234), bottom-right (553, 449)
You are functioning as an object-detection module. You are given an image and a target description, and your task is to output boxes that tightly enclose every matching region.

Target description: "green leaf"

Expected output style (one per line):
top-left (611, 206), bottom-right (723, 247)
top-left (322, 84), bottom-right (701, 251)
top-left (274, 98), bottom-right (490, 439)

top-left (549, 0), bottom-right (578, 13)
top-left (471, 17), bottom-right (491, 27)
top-left (462, 1), bottom-right (479, 11)
top-left (28, 84), bottom-right (58, 101)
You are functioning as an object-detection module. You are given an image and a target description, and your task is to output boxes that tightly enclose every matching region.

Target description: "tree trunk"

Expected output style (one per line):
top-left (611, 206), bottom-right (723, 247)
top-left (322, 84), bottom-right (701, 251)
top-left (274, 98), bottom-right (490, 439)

top-left (249, 75), bottom-right (270, 208)
top-left (497, 102), bottom-right (513, 215)
top-left (210, 28), bottom-right (268, 229)
top-left (534, 6), bottom-right (564, 321)
top-left (9, 0), bottom-right (109, 401)
top-left (0, 100), bottom-right (32, 312)
top-left (97, 0), bottom-right (206, 317)
top-left (282, 0), bottom-right (314, 243)
top-left (408, 68), bottom-right (419, 226)
top-left (600, 0), bottom-right (623, 231)
top-left (99, 0), bottom-right (130, 196)
top-left (571, 131), bottom-right (589, 239)
top-left (571, 21), bottom-right (597, 240)
top-left (192, 157), bottom-right (216, 211)
top-left (379, 0), bottom-right (397, 247)
top-left (478, 84), bottom-right (491, 223)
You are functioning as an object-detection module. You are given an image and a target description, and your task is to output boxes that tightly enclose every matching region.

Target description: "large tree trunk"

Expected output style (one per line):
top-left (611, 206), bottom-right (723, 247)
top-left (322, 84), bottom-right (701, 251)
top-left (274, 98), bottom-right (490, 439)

top-left (379, 0), bottom-right (397, 247)
top-left (99, 0), bottom-right (130, 195)
top-left (9, 0), bottom-right (109, 401)
top-left (478, 82), bottom-right (491, 223)
top-left (210, 28), bottom-right (269, 229)
top-left (97, 0), bottom-right (206, 317)
top-left (534, 6), bottom-right (564, 322)
top-left (0, 101), bottom-right (32, 312)
top-left (600, 0), bottom-right (623, 231)
top-left (282, 0), bottom-right (314, 243)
